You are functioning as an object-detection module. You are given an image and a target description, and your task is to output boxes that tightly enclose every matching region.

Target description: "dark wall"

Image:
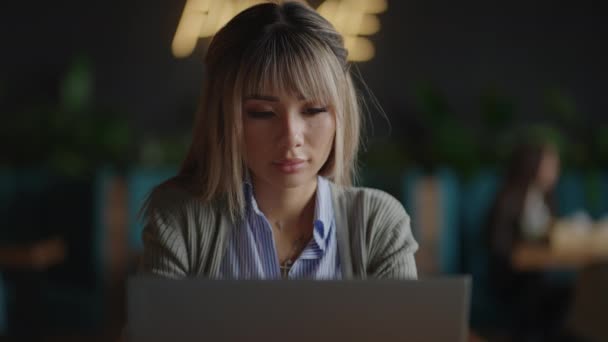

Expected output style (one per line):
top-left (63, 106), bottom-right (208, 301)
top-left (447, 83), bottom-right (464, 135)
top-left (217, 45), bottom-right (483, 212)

top-left (1, 0), bottom-right (198, 133)
top-left (360, 0), bottom-right (607, 131)
top-left (2, 0), bottom-right (606, 135)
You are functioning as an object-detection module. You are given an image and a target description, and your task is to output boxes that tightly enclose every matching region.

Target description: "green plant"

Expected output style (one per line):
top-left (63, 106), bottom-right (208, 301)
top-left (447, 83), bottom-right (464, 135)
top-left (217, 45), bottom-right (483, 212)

top-left (138, 134), bottom-right (190, 168)
top-left (411, 82), bottom-right (481, 176)
top-left (2, 55), bottom-right (132, 178)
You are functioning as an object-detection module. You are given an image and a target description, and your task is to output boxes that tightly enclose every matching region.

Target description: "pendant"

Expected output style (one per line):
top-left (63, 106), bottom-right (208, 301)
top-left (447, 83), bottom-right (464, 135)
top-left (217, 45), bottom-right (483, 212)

top-left (280, 259), bottom-right (293, 279)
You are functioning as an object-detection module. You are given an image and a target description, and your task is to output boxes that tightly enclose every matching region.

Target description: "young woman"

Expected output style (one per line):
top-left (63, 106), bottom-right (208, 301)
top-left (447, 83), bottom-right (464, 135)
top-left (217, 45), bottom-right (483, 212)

top-left (140, 1), bottom-right (418, 280)
top-left (487, 142), bottom-right (560, 269)
top-left (486, 142), bottom-right (572, 340)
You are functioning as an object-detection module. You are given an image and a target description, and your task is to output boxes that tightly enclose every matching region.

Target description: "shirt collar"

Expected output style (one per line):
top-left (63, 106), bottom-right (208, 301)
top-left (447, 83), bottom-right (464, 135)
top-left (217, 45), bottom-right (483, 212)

top-left (244, 175), bottom-right (333, 252)
top-left (312, 176), bottom-right (333, 252)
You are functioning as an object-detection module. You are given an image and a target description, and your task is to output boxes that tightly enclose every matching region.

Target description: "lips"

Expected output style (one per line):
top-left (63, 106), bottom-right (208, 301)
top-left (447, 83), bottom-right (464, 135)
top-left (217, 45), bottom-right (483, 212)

top-left (274, 158), bottom-right (306, 165)
top-left (272, 158), bottom-right (307, 173)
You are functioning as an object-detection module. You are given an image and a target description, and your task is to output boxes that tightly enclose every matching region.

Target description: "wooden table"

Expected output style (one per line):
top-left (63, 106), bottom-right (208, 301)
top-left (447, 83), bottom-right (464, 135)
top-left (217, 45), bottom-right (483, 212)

top-left (512, 243), bottom-right (608, 271)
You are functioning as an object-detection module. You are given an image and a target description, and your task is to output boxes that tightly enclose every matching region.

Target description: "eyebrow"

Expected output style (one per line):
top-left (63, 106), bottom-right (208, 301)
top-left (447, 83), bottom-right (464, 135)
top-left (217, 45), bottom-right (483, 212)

top-left (244, 94), bottom-right (307, 102)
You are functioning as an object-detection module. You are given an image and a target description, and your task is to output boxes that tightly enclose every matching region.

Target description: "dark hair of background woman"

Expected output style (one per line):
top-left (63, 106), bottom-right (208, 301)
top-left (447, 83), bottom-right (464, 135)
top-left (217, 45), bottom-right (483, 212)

top-left (485, 142), bottom-right (557, 294)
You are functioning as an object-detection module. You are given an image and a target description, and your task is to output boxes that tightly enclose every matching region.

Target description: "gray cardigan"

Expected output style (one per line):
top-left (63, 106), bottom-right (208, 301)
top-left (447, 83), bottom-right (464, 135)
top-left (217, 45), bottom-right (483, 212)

top-left (141, 179), bottom-right (418, 279)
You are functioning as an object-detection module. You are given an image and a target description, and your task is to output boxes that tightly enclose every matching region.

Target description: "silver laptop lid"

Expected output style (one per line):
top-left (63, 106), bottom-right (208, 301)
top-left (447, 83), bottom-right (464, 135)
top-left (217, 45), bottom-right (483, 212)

top-left (127, 276), bottom-right (471, 342)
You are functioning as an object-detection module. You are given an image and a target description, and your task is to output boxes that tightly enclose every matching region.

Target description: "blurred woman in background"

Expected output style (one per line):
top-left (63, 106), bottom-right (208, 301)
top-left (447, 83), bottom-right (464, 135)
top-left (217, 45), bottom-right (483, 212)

top-left (488, 142), bottom-right (559, 264)
top-left (486, 142), bottom-right (575, 341)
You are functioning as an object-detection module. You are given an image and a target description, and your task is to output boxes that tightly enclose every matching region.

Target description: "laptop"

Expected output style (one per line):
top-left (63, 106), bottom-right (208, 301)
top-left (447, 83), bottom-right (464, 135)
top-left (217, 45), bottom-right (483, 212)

top-left (127, 276), bottom-right (471, 342)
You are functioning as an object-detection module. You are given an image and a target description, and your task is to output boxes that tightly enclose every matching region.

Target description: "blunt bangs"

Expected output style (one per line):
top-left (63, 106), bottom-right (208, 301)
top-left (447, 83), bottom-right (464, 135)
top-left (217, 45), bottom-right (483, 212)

top-left (240, 29), bottom-right (343, 110)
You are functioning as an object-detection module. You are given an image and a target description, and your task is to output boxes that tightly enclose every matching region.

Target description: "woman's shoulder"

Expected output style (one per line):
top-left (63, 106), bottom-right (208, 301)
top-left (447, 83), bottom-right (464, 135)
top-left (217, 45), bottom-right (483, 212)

top-left (329, 183), bottom-right (410, 224)
top-left (140, 176), bottom-right (226, 277)
top-left (143, 176), bottom-right (217, 219)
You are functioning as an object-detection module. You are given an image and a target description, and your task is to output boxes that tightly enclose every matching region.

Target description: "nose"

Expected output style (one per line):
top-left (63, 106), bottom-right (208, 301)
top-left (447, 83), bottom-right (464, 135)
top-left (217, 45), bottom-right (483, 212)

top-left (278, 110), bottom-right (304, 149)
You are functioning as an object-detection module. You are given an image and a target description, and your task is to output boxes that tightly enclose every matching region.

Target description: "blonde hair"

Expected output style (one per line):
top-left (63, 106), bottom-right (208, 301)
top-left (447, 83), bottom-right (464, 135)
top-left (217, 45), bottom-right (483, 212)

top-left (179, 1), bottom-right (362, 220)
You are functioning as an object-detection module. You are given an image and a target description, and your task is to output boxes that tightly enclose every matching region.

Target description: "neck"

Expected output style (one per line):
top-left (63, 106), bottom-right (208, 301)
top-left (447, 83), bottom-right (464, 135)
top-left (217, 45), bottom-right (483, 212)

top-left (251, 177), bottom-right (318, 230)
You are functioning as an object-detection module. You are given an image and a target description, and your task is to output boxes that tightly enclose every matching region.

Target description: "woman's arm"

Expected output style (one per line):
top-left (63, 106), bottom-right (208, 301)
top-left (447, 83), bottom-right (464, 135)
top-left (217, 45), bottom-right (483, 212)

top-left (368, 214), bottom-right (418, 279)
top-left (139, 187), bottom-right (191, 278)
top-left (140, 210), bottom-right (189, 278)
top-left (346, 188), bottom-right (418, 279)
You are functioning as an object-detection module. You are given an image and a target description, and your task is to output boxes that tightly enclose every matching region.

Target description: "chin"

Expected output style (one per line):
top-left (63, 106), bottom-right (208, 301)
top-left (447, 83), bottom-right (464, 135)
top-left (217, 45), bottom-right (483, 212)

top-left (261, 170), bottom-right (318, 189)
top-left (279, 175), bottom-right (316, 189)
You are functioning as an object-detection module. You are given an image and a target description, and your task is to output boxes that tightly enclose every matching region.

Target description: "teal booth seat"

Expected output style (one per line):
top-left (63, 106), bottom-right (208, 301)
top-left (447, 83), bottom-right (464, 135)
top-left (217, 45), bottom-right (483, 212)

top-left (571, 171), bottom-right (608, 220)
top-left (594, 173), bottom-right (608, 219)
top-left (127, 168), bottom-right (177, 253)
top-left (459, 170), bottom-right (504, 334)
top-left (555, 171), bottom-right (587, 217)
top-left (0, 168), bottom-right (108, 336)
top-left (436, 169), bottom-right (462, 274)
top-left (0, 274), bottom-right (6, 334)
top-left (0, 168), bottom-right (16, 334)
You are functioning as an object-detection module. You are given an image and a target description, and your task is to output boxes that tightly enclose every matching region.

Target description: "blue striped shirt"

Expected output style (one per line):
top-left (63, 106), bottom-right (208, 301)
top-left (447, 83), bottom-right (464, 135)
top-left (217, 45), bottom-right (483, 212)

top-left (219, 176), bottom-right (341, 279)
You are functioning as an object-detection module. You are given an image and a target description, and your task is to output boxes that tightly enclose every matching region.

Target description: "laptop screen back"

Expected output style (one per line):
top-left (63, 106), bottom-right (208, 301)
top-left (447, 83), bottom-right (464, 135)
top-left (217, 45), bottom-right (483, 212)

top-left (127, 277), bottom-right (471, 342)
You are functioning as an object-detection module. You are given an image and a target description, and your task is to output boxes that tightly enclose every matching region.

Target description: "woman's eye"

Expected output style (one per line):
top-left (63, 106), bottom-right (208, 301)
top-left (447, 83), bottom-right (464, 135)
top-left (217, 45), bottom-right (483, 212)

top-left (304, 107), bottom-right (328, 115)
top-left (247, 111), bottom-right (275, 119)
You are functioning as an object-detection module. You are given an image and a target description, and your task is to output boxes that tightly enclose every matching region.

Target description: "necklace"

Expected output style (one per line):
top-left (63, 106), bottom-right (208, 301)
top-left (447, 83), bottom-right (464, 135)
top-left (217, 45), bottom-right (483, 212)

top-left (279, 232), bottom-right (310, 279)
top-left (280, 260), bottom-right (294, 279)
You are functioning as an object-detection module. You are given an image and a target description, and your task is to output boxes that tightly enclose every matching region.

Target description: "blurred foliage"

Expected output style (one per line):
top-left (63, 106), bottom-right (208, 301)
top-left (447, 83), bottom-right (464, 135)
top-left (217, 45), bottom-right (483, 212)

top-left (593, 125), bottom-right (608, 167)
top-left (429, 118), bottom-right (479, 177)
top-left (479, 87), bottom-right (517, 165)
top-left (411, 83), bottom-right (481, 177)
top-left (361, 82), bottom-right (606, 183)
top-left (359, 139), bottom-right (408, 194)
top-left (480, 87), bottom-right (515, 132)
top-left (60, 58), bottom-right (93, 113)
top-left (1, 55), bottom-right (132, 178)
top-left (3, 55), bottom-right (605, 184)
top-left (361, 83), bottom-right (479, 194)
top-left (138, 134), bottom-right (190, 168)
top-left (543, 88), bottom-right (579, 125)
top-left (1, 54), bottom-right (192, 177)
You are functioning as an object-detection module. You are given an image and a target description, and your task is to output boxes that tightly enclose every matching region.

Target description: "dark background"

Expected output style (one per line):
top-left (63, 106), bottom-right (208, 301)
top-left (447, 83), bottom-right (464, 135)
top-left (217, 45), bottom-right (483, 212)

top-left (1, 0), bottom-right (607, 340)
top-left (2, 0), bottom-right (606, 139)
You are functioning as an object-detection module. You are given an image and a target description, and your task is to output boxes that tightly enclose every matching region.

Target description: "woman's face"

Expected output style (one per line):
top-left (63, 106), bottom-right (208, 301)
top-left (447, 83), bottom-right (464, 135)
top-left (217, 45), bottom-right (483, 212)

top-left (537, 147), bottom-right (560, 192)
top-left (242, 91), bottom-right (336, 190)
